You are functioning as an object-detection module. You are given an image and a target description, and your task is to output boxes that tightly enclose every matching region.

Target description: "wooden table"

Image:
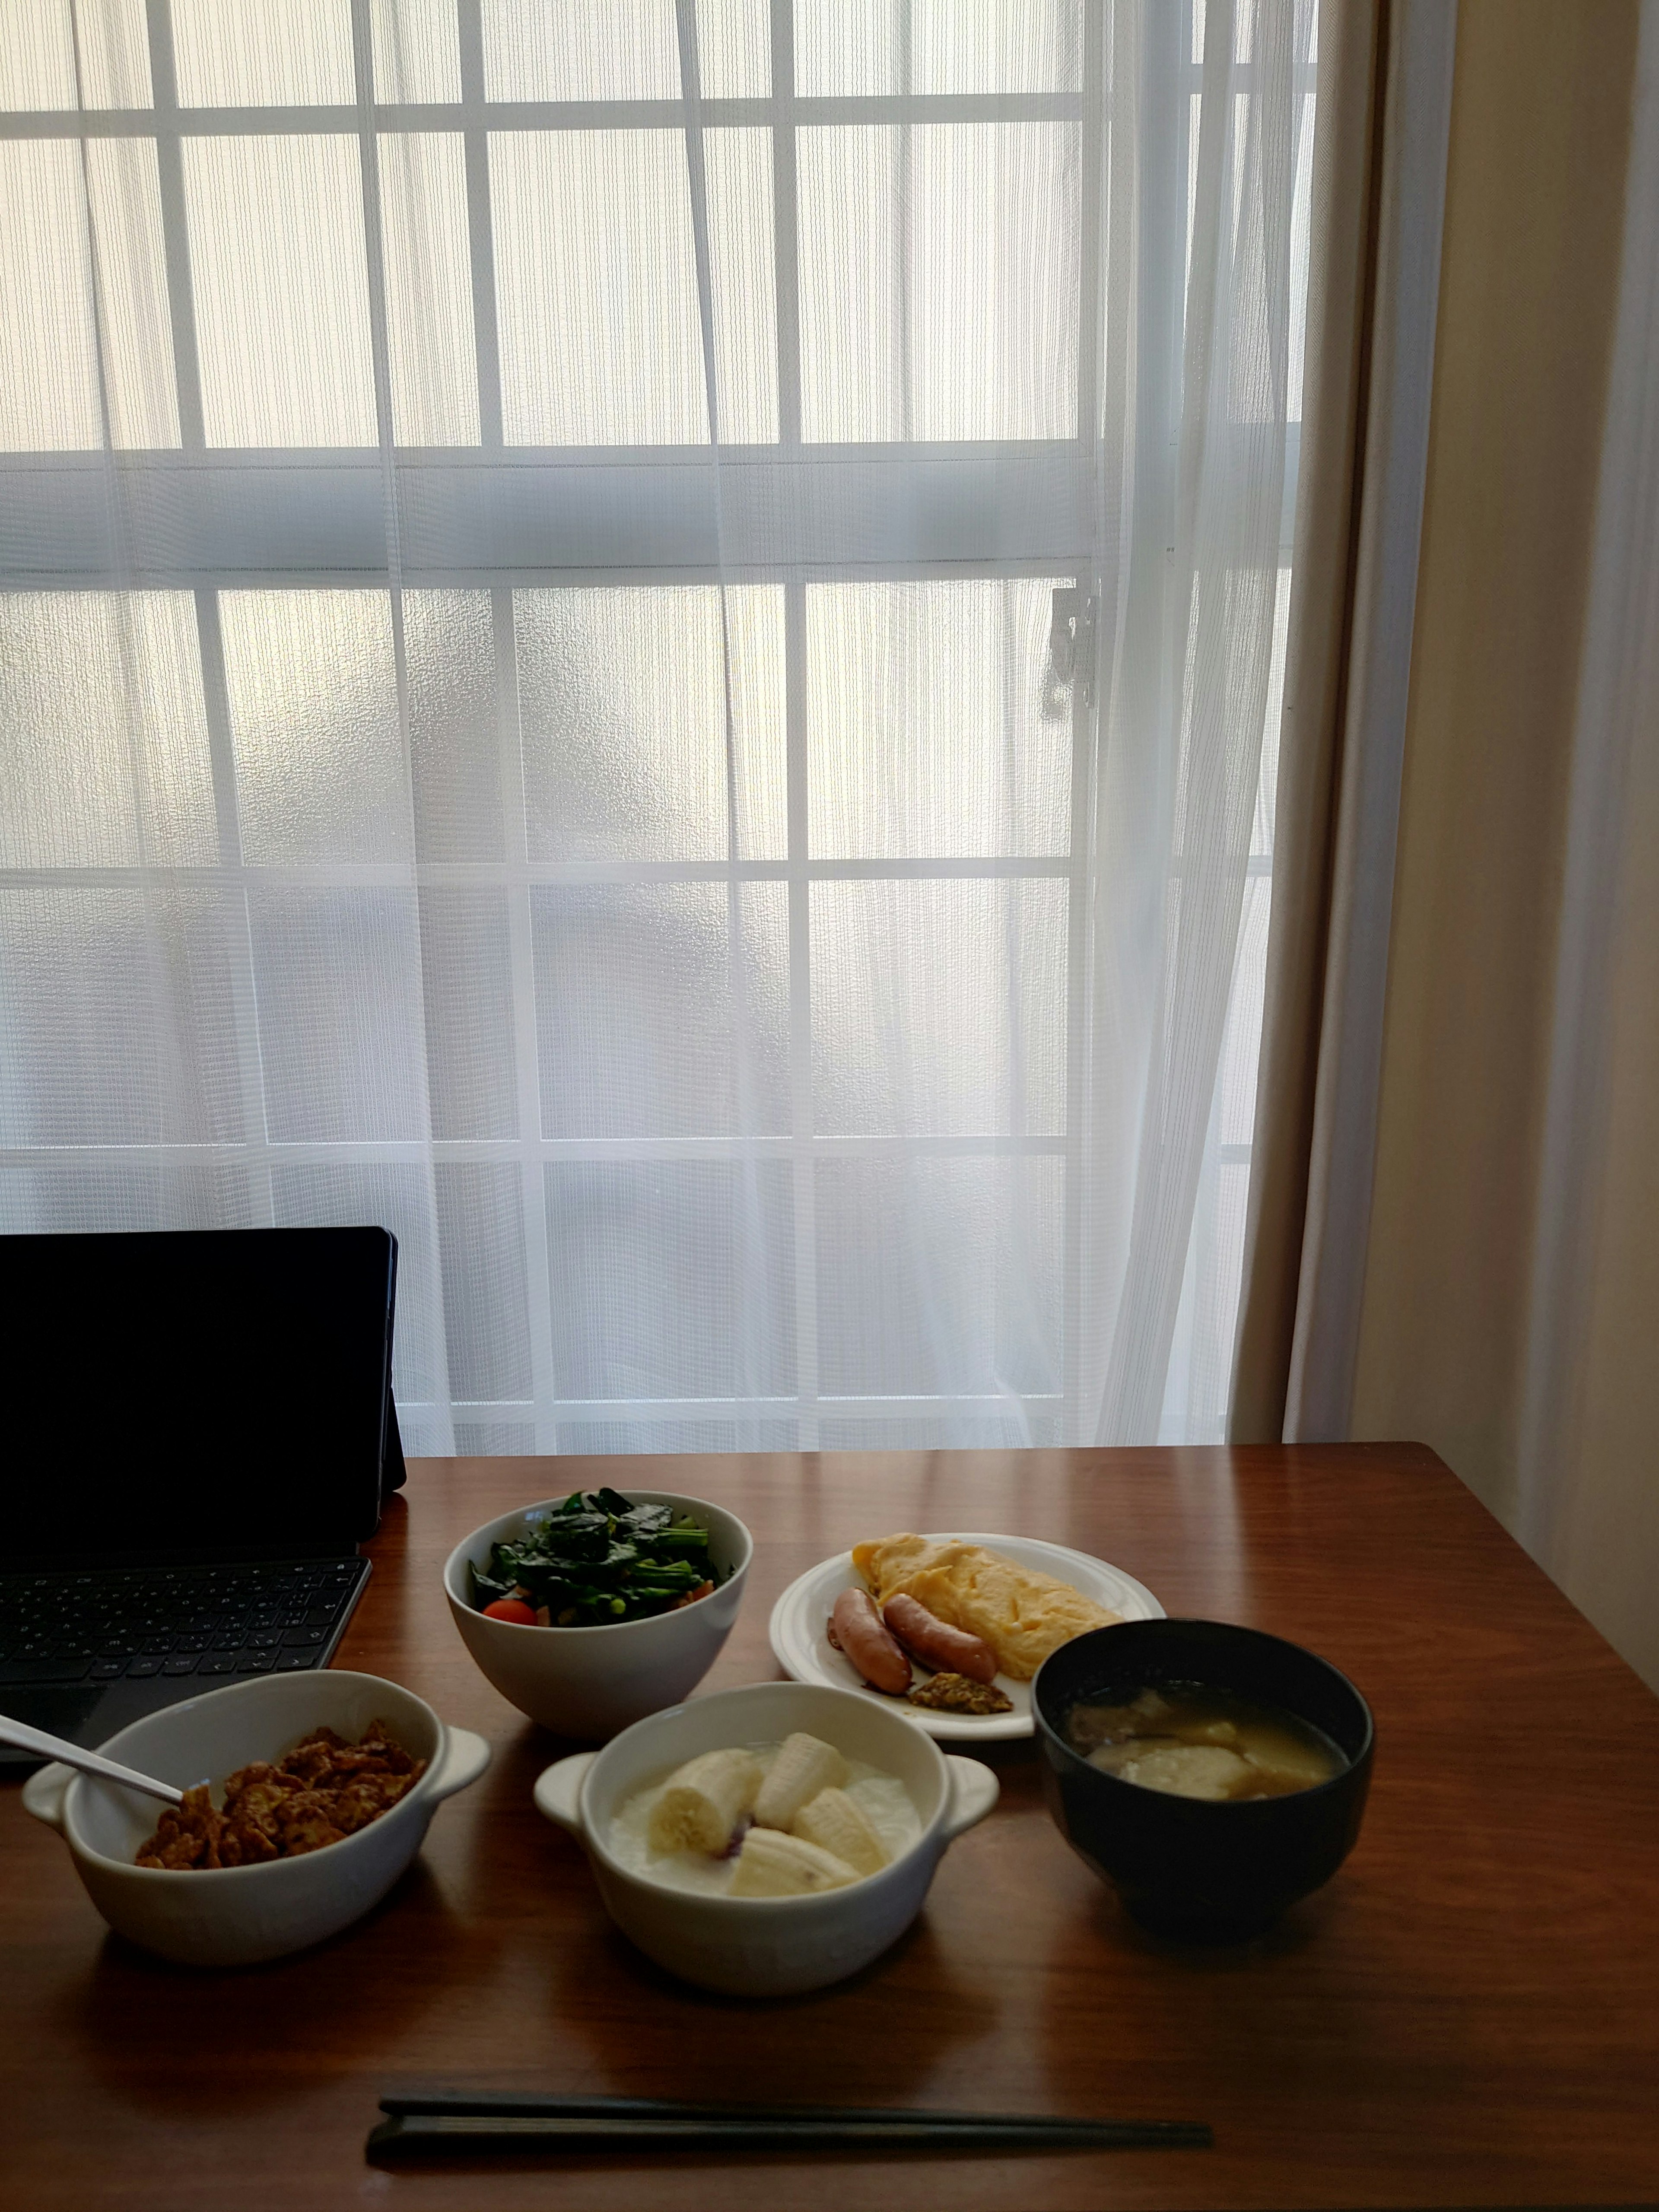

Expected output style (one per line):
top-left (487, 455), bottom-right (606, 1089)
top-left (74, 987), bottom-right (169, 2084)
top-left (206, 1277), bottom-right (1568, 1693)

top-left (5, 1443), bottom-right (1659, 2210)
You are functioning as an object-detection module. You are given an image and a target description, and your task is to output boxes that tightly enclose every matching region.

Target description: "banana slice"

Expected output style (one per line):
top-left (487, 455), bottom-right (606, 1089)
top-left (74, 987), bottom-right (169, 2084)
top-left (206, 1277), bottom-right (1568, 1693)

top-left (647, 1748), bottom-right (763, 1855)
top-left (752, 1732), bottom-right (849, 1831)
top-left (790, 1786), bottom-right (888, 1877)
top-left (729, 1826), bottom-right (858, 1897)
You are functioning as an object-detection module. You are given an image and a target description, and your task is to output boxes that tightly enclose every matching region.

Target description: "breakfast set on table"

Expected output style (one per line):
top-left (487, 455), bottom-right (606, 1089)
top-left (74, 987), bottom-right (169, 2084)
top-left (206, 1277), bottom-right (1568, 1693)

top-left (14, 1479), bottom-right (1374, 2008)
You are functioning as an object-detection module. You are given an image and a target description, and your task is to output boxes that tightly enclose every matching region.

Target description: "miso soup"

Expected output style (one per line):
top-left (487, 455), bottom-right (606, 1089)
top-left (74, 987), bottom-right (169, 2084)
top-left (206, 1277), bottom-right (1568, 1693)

top-left (1063, 1684), bottom-right (1344, 1801)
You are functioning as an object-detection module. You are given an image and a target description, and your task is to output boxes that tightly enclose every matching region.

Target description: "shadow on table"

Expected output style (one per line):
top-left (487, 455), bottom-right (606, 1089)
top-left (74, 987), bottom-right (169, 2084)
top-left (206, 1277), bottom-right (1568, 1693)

top-left (50, 1856), bottom-right (466, 2116)
top-left (1095, 1879), bottom-right (1338, 1970)
top-left (1035, 1860), bottom-right (1422, 2145)
top-left (362, 2137), bottom-right (1075, 2186)
top-left (537, 1904), bottom-right (1002, 2107)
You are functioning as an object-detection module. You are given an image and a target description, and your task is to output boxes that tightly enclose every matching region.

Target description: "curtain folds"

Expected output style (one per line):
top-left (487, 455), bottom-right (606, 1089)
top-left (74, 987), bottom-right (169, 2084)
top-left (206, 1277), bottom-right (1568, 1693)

top-left (1343, 0), bottom-right (1647, 1675)
top-left (1087, 0), bottom-right (1313, 1442)
top-left (1230, 0), bottom-right (1454, 1445)
top-left (1, 0), bottom-right (1314, 1458)
top-left (1515, 0), bottom-right (1659, 1688)
top-left (1233, 0), bottom-right (1659, 1700)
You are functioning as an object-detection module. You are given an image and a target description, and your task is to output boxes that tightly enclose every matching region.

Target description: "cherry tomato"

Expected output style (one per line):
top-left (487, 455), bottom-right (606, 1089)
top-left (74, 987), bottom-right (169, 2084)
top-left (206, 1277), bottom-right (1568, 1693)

top-left (482, 1598), bottom-right (537, 1625)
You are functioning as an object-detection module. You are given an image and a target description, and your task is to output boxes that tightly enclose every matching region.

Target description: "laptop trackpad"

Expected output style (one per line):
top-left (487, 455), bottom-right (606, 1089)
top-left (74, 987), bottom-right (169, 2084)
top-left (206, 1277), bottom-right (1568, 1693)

top-left (0, 1684), bottom-right (107, 1751)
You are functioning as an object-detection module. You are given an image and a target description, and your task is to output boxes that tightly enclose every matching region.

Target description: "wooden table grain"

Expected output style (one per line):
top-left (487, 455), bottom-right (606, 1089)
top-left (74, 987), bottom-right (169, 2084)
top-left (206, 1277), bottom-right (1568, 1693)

top-left (5, 1443), bottom-right (1659, 2210)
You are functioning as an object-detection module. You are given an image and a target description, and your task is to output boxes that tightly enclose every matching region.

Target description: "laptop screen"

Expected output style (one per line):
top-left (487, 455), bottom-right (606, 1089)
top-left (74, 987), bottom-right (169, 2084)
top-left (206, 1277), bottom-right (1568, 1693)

top-left (0, 1227), bottom-right (397, 1564)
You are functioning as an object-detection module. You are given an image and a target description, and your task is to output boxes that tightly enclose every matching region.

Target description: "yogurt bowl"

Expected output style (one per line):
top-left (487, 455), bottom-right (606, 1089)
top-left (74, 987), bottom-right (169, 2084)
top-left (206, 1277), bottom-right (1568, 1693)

top-left (445, 1488), bottom-right (752, 1739)
top-left (21, 1669), bottom-right (490, 1967)
top-left (534, 1679), bottom-right (999, 1996)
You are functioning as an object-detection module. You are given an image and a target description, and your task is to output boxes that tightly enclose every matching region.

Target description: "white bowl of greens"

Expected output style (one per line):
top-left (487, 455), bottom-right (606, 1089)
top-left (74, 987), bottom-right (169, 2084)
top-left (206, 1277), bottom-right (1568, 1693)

top-left (443, 1489), bottom-right (752, 1740)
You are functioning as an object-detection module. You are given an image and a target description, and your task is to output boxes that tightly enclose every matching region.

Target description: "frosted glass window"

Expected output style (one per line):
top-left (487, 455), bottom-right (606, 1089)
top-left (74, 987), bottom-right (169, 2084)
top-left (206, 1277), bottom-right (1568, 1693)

top-left (0, 138), bottom-right (179, 449)
top-left (1232, 91), bottom-right (1252, 307)
top-left (807, 578), bottom-right (1070, 858)
top-left (419, 892), bottom-right (518, 1140)
top-left (1219, 874), bottom-right (1271, 1148)
top-left (0, 143), bottom-right (100, 448)
top-left (705, 129), bottom-right (778, 443)
top-left (0, 891), bottom-right (159, 1144)
top-left (379, 133), bottom-right (480, 444)
top-left (184, 135), bottom-right (378, 447)
top-left (372, 0), bottom-right (462, 102)
top-left (812, 879), bottom-right (1066, 1135)
top-left (533, 884), bottom-right (789, 1138)
top-left (221, 591), bottom-right (408, 864)
top-left (172, 0), bottom-right (356, 106)
top-left (0, 0), bottom-right (151, 107)
top-left (491, 130), bottom-right (706, 446)
top-left (85, 140), bottom-right (183, 447)
top-left (249, 890), bottom-right (428, 1141)
top-left (478, 1), bottom-right (774, 103)
top-left (482, 0), bottom-right (679, 99)
top-left (1252, 566), bottom-right (1291, 857)
top-left (516, 585), bottom-right (785, 861)
top-left (816, 1157), bottom-right (1062, 1395)
top-left (1155, 1154), bottom-right (1251, 1445)
top-left (546, 1161), bottom-right (796, 1397)
top-left (698, 0), bottom-right (769, 96)
top-left (0, 887), bottom-right (244, 1145)
top-left (0, 1164), bottom-right (259, 1238)
top-left (1288, 90), bottom-right (1315, 423)
top-left (814, 1411), bottom-right (1061, 1450)
top-left (796, 0), bottom-right (1081, 96)
top-left (558, 1415), bottom-right (795, 1452)
top-left (0, 10), bottom-right (1314, 1459)
top-left (798, 123), bottom-right (1080, 442)
top-left (272, 1163), bottom-right (445, 1407)
top-left (0, 593), bottom-right (215, 868)
top-left (434, 1163), bottom-right (532, 1402)
top-left (404, 591), bottom-right (502, 862)
top-left (0, 6), bottom-right (76, 106)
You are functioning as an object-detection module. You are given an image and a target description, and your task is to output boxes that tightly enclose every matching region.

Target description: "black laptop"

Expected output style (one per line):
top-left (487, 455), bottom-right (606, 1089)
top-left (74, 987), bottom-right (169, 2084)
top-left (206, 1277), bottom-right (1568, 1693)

top-left (0, 1227), bottom-right (402, 1764)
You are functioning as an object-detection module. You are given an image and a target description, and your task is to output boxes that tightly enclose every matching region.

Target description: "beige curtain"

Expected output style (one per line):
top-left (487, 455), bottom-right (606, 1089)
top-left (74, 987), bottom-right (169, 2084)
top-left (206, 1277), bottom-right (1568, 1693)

top-left (1232, 0), bottom-right (1458, 1443)
top-left (1514, 0), bottom-right (1659, 1694)
top-left (1236, 0), bottom-right (1659, 1690)
top-left (1354, 0), bottom-right (1651, 1669)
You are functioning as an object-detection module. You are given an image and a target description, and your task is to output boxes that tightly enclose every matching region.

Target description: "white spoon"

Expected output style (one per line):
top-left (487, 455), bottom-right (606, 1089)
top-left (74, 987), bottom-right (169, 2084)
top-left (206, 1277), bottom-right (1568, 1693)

top-left (0, 1711), bottom-right (186, 1806)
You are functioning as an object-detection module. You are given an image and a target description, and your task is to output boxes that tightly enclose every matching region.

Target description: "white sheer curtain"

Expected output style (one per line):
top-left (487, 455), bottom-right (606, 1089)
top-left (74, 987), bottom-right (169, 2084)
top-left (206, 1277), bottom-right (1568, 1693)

top-left (0, 0), bottom-right (1312, 1457)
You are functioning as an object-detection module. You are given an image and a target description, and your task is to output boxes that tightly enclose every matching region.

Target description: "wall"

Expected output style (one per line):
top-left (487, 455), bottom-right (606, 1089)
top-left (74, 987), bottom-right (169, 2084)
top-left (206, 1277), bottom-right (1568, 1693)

top-left (1556, 633), bottom-right (1659, 1686)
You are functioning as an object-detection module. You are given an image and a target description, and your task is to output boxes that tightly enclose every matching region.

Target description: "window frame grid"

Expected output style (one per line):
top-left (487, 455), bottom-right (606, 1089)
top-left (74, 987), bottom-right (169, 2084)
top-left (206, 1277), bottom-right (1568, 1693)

top-left (0, 0), bottom-right (1305, 1450)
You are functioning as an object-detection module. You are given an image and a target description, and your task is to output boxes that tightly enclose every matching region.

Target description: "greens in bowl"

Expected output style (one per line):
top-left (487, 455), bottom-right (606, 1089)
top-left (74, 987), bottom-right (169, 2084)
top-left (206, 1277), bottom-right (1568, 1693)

top-left (468, 1488), bottom-right (721, 1628)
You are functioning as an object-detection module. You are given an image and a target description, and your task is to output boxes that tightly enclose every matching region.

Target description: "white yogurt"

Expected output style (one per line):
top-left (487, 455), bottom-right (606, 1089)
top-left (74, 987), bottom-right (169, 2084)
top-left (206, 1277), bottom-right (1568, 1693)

top-left (607, 1740), bottom-right (921, 1895)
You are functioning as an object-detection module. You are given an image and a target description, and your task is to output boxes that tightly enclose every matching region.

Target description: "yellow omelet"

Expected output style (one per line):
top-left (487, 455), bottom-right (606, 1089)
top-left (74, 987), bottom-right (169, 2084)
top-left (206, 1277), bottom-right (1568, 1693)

top-left (850, 1533), bottom-right (1119, 1680)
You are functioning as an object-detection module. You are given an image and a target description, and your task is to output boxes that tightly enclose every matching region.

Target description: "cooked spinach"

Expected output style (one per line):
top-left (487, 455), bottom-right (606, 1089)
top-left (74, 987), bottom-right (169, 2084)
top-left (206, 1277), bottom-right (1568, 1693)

top-left (470, 1489), bottom-right (719, 1626)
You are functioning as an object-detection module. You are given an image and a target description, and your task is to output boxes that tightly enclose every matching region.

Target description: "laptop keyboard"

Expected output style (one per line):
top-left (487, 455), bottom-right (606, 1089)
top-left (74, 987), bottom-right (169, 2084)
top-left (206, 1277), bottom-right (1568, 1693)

top-left (0, 1560), bottom-right (365, 1691)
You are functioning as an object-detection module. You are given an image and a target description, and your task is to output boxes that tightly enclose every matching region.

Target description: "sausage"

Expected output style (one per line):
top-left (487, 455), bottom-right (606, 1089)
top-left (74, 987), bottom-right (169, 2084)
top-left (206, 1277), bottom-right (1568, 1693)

top-left (882, 1594), bottom-right (1000, 1685)
top-left (828, 1588), bottom-right (912, 1695)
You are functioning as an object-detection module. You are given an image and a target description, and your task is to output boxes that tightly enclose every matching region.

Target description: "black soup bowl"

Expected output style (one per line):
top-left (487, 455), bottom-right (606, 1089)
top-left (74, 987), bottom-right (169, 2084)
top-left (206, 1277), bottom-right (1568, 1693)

top-left (1033, 1618), bottom-right (1374, 1941)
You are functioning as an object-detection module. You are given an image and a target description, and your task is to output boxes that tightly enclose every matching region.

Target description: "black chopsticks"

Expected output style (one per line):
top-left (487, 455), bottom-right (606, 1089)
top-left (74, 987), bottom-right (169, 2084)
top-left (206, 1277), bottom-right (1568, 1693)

top-left (366, 2091), bottom-right (1211, 2161)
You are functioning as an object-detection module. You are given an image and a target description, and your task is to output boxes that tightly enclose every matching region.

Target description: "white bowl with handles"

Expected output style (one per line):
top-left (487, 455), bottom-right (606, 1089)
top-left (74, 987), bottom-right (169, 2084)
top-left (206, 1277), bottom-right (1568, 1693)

top-left (534, 1679), bottom-right (1000, 1997)
top-left (444, 1488), bottom-right (752, 1739)
top-left (22, 1670), bottom-right (490, 1967)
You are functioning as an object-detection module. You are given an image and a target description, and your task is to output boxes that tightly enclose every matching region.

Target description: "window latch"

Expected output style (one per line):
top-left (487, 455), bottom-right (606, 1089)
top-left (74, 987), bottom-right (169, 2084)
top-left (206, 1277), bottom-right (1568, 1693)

top-left (1045, 588), bottom-right (1098, 716)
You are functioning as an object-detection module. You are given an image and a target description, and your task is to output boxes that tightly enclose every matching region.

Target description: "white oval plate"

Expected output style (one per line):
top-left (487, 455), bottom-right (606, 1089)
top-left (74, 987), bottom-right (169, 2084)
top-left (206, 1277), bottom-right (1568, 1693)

top-left (767, 1534), bottom-right (1166, 1741)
